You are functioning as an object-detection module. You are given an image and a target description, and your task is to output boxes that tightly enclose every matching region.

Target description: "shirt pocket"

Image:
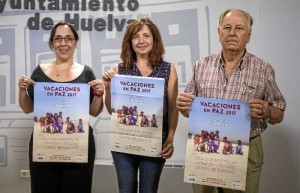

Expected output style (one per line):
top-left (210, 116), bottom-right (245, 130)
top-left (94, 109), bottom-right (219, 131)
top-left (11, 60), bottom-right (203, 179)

top-left (243, 84), bottom-right (265, 100)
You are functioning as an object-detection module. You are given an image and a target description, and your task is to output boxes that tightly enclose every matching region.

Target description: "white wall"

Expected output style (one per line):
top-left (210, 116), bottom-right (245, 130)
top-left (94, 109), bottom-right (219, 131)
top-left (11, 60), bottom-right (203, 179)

top-left (0, 0), bottom-right (299, 193)
top-left (256, 0), bottom-right (300, 192)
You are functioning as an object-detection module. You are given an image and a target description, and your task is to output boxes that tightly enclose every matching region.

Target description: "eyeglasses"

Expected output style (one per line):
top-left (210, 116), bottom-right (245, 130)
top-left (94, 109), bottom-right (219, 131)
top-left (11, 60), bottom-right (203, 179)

top-left (53, 36), bottom-right (75, 44)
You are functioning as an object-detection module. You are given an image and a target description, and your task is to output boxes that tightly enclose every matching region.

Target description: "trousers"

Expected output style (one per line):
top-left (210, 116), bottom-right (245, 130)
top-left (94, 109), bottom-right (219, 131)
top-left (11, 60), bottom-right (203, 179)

top-left (112, 151), bottom-right (166, 193)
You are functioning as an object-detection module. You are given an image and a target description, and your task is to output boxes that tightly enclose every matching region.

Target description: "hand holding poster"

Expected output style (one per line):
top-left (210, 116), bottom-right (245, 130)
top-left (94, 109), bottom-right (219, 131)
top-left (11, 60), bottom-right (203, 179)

top-left (33, 82), bottom-right (90, 163)
top-left (184, 97), bottom-right (251, 191)
top-left (110, 75), bottom-right (164, 157)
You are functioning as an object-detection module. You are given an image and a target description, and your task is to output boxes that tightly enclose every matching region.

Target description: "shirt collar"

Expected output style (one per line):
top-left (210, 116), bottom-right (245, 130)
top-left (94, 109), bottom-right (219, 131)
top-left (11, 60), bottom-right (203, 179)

top-left (218, 50), bottom-right (249, 70)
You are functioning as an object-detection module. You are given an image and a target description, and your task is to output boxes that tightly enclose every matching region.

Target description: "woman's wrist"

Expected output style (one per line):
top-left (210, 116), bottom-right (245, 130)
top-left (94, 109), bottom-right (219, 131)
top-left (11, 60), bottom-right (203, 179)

top-left (93, 90), bottom-right (104, 97)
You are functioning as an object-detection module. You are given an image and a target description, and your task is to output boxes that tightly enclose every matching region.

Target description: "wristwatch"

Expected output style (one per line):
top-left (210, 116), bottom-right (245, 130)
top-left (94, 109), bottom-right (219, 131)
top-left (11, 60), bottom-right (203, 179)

top-left (264, 106), bottom-right (272, 122)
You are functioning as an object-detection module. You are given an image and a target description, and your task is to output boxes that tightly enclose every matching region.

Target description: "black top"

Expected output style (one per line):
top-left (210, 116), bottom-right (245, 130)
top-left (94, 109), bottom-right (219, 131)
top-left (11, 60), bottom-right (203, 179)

top-left (27, 64), bottom-right (96, 103)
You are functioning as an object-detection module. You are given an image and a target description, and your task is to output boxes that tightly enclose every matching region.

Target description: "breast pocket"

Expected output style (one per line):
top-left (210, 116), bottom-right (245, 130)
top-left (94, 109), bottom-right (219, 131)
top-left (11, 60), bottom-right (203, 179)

top-left (244, 84), bottom-right (265, 100)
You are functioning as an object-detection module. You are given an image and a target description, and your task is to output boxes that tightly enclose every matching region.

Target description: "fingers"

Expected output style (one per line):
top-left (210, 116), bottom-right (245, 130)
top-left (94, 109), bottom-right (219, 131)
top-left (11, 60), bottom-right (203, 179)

top-left (102, 69), bottom-right (115, 81)
top-left (18, 76), bottom-right (35, 89)
top-left (248, 99), bottom-right (268, 118)
top-left (161, 143), bottom-right (174, 159)
top-left (176, 93), bottom-right (194, 110)
top-left (88, 79), bottom-right (104, 95)
top-left (249, 108), bottom-right (263, 118)
top-left (89, 69), bottom-right (116, 95)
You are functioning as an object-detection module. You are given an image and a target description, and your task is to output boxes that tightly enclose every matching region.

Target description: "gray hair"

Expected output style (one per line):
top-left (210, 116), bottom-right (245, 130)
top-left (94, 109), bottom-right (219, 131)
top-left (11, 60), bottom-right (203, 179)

top-left (219, 9), bottom-right (254, 29)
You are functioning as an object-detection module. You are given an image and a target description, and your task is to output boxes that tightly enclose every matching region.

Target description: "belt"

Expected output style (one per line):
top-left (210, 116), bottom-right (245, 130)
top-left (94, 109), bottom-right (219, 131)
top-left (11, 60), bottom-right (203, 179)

top-left (250, 135), bottom-right (260, 140)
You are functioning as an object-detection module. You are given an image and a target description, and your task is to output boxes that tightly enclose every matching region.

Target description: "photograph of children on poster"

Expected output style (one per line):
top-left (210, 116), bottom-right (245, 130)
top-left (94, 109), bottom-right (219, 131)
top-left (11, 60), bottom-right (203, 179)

top-left (110, 75), bottom-right (164, 157)
top-left (184, 97), bottom-right (251, 191)
top-left (33, 82), bottom-right (90, 163)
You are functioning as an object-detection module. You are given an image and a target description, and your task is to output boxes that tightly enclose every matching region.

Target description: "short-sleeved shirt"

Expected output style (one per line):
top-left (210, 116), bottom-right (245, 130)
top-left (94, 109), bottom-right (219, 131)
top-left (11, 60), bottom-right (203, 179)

top-left (118, 61), bottom-right (171, 143)
top-left (184, 52), bottom-right (286, 138)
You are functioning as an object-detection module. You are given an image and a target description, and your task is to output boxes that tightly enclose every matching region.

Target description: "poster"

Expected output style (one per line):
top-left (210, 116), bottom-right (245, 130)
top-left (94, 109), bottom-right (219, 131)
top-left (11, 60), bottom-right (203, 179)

top-left (184, 97), bottom-right (251, 191)
top-left (33, 82), bottom-right (90, 163)
top-left (110, 75), bottom-right (164, 157)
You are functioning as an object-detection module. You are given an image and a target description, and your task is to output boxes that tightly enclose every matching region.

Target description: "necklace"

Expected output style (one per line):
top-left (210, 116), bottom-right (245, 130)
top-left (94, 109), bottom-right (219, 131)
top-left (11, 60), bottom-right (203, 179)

top-left (54, 65), bottom-right (59, 77)
top-left (53, 62), bottom-right (73, 77)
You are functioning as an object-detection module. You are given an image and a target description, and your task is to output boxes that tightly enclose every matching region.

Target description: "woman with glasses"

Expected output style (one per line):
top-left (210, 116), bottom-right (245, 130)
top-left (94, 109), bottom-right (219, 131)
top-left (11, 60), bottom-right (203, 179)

top-left (18, 22), bottom-right (104, 193)
top-left (102, 18), bottom-right (179, 193)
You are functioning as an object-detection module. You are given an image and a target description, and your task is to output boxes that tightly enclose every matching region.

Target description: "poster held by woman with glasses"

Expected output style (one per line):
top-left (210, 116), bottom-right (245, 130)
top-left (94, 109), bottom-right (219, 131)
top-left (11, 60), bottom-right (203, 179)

top-left (18, 22), bottom-right (104, 193)
top-left (102, 18), bottom-right (179, 193)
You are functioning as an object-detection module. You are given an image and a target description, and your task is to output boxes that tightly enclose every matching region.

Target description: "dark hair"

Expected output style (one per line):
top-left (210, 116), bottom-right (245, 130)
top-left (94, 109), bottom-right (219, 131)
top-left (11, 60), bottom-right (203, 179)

top-left (48, 22), bottom-right (79, 51)
top-left (120, 18), bottom-right (165, 69)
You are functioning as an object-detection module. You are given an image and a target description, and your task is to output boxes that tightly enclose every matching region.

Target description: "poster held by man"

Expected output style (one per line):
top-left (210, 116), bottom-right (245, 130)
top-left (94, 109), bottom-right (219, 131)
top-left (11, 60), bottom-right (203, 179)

top-left (184, 97), bottom-right (251, 191)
